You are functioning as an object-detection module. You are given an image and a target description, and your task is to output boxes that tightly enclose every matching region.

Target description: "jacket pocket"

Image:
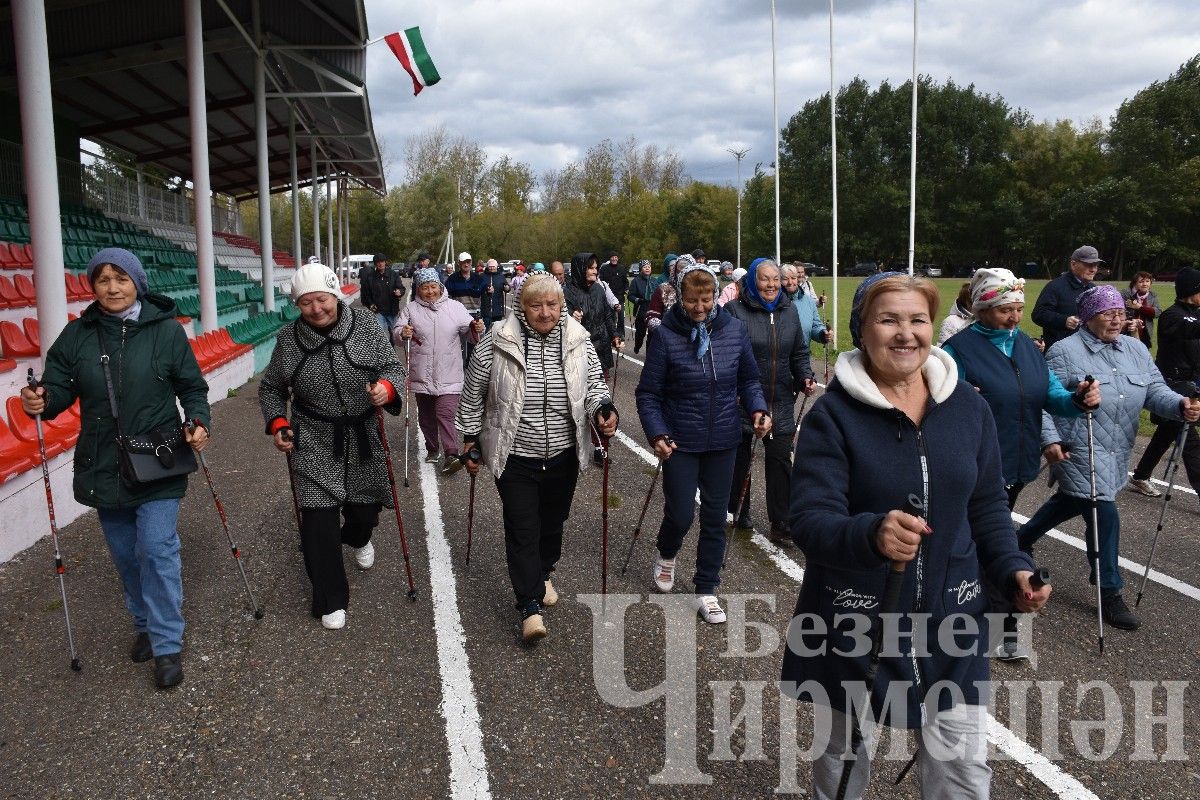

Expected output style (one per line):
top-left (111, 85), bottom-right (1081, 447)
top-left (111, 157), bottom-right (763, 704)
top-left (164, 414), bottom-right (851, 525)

top-left (936, 548), bottom-right (987, 619)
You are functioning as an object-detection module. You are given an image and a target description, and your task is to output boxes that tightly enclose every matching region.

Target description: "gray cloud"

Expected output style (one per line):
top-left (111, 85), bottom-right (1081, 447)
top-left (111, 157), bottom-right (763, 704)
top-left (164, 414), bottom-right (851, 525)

top-left (363, 0), bottom-right (1197, 191)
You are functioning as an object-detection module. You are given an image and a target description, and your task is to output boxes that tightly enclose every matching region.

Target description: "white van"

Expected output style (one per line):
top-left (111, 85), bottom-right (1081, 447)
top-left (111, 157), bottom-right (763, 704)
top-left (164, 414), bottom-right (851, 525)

top-left (340, 254), bottom-right (374, 281)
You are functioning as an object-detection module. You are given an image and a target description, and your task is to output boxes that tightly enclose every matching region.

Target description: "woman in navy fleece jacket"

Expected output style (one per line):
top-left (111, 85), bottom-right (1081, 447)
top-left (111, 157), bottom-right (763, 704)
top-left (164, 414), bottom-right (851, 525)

top-left (781, 273), bottom-right (1050, 799)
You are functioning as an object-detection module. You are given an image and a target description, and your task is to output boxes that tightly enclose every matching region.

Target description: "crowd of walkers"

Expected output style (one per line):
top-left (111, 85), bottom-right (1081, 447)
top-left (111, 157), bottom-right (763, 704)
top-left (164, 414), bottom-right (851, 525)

top-left (21, 240), bottom-right (1200, 799)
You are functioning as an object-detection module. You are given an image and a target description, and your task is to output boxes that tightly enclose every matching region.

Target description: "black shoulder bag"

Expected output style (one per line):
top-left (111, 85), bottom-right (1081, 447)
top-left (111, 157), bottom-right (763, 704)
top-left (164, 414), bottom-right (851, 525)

top-left (97, 327), bottom-right (197, 485)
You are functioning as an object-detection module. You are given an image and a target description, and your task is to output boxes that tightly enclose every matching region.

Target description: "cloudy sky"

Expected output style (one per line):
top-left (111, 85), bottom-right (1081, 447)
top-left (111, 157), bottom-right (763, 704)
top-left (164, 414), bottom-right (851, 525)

top-left (361, 0), bottom-right (1198, 190)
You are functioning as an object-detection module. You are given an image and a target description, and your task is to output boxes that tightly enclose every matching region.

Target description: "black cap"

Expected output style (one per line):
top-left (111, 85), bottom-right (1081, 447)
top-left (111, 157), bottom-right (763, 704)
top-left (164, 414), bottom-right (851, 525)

top-left (417, 251), bottom-right (431, 262)
top-left (692, 248), bottom-right (705, 258)
top-left (1176, 267), bottom-right (1200, 299)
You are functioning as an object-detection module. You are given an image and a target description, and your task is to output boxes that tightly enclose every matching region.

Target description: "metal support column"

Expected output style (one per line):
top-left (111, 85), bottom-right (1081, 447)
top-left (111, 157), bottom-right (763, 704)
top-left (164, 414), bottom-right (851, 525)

top-left (289, 107), bottom-right (301, 266)
top-left (325, 172), bottom-right (333, 268)
top-left (186, 0), bottom-right (218, 332)
top-left (254, 13), bottom-right (274, 311)
top-left (13, 0), bottom-right (68, 359)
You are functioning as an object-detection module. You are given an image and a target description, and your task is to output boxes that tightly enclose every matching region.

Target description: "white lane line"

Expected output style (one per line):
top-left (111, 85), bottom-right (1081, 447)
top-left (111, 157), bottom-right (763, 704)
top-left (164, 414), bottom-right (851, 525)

top-left (418, 451), bottom-right (492, 800)
top-left (610, 428), bottom-right (1094, 799)
top-left (1010, 512), bottom-right (1200, 603)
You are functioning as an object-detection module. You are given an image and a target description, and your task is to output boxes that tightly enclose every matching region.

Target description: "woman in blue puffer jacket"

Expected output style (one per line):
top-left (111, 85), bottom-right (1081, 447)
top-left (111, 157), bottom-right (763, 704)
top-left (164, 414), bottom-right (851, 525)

top-left (635, 259), bottom-right (770, 624)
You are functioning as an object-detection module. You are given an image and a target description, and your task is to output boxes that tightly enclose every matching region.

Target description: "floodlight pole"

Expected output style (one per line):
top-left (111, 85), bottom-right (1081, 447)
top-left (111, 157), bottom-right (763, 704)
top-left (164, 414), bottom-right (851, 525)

top-left (727, 147), bottom-right (750, 270)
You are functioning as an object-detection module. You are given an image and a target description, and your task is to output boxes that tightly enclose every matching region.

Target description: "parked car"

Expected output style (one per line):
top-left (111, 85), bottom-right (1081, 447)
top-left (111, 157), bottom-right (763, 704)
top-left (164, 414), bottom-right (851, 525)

top-left (847, 261), bottom-right (880, 277)
top-left (500, 260), bottom-right (520, 276)
top-left (803, 262), bottom-right (830, 277)
top-left (915, 263), bottom-right (942, 278)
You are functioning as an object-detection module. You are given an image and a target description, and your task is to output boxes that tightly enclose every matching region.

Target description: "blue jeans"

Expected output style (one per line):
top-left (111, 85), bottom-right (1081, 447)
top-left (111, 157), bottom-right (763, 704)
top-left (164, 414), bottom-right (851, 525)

top-left (656, 447), bottom-right (737, 595)
top-left (98, 498), bottom-right (185, 656)
top-left (1017, 492), bottom-right (1122, 594)
top-left (376, 313), bottom-right (396, 337)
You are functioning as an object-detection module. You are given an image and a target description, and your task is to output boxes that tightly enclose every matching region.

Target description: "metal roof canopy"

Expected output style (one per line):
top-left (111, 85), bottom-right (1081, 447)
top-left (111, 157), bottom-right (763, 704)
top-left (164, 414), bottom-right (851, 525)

top-left (0, 0), bottom-right (386, 199)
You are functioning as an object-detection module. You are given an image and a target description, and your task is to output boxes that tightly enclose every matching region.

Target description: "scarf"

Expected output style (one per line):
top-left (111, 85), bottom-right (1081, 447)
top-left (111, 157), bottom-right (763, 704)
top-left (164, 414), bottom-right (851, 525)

top-left (742, 257), bottom-right (781, 312)
top-left (101, 300), bottom-right (142, 322)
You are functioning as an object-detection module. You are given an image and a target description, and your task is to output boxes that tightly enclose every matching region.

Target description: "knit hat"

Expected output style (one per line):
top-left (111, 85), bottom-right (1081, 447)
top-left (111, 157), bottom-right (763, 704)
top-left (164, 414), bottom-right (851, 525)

top-left (413, 267), bottom-right (441, 287)
top-left (531, 262), bottom-right (546, 272)
top-left (1175, 267), bottom-right (1200, 300)
top-left (1077, 284), bottom-right (1125, 323)
top-left (416, 251), bottom-right (431, 262)
top-left (970, 267), bottom-right (1025, 312)
top-left (486, 258), bottom-right (499, 269)
top-left (290, 262), bottom-right (340, 301)
top-left (731, 267), bottom-right (747, 282)
top-left (87, 247), bottom-right (148, 297)
top-left (849, 271), bottom-right (905, 348)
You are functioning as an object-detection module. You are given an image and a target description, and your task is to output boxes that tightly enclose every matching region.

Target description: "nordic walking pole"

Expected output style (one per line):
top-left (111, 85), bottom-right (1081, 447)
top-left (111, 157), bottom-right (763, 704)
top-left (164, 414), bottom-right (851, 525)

top-left (1083, 375), bottom-right (1105, 654)
top-left (371, 381), bottom-right (418, 601)
top-left (1136, 421), bottom-right (1191, 608)
top-left (622, 458), bottom-right (663, 575)
top-left (403, 337), bottom-right (412, 488)
top-left (188, 421), bottom-right (264, 619)
top-left (791, 393), bottom-right (811, 450)
top-left (280, 427), bottom-right (303, 551)
top-left (592, 424), bottom-right (612, 595)
top-left (835, 499), bottom-right (921, 800)
top-left (822, 317), bottom-right (832, 384)
top-left (462, 446), bottom-right (482, 567)
top-left (25, 369), bottom-right (81, 672)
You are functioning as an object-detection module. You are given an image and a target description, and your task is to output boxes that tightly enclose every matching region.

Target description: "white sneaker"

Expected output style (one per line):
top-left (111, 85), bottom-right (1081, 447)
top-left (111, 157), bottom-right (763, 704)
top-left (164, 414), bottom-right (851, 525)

top-left (321, 609), bottom-right (346, 629)
top-left (652, 556), bottom-right (676, 593)
top-left (694, 595), bottom-right (727, 624)
top-left (424, 450), bottom-right (441, 464)
top-left (726, 511), bottom-right (735, 525)
top-left (354, 541), bottom-right (375, 570)
top-left (1127, 478), bottom-right (1162, 498)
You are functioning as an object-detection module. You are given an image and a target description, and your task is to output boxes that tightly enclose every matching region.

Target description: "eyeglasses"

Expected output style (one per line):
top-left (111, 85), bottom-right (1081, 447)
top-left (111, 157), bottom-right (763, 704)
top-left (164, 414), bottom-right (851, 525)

top-left (1095, 310), bottom-right (1126, 321)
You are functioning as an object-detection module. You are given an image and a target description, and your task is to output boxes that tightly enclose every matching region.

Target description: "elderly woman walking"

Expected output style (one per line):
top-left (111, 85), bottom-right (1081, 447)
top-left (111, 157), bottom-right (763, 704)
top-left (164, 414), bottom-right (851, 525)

top-left (259, 262), bottom-right (406, 631)
top-left (457, 273), bottom-right (618, 643)
top-left (1017, 284), bottom-right (1200, 632)
top-left (20, 247), bottom-right (210, 689)
top-left (395, 267), bottom-right (484, 475)
top-left (636, 262), bottom-right (770, 624)
top-left (782, 272), bottom-right (1049, 798)
top-left (723, 258), bottom-right (814, 541)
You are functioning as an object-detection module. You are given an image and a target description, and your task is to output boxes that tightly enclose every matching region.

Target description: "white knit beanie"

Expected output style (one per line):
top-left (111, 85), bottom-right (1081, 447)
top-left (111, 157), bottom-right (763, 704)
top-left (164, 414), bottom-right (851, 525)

top-left (290, 262), bottom-right (340, 301)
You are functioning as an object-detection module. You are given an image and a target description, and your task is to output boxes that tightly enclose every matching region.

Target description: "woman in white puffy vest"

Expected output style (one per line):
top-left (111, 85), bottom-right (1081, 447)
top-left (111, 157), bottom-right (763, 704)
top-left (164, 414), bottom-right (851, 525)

top-left (455, 273), bottom-right (618, 643)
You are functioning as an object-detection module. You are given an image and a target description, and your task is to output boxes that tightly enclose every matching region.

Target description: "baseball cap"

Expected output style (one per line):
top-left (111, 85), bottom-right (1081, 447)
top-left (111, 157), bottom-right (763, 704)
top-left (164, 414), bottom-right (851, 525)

top-left (1070, 245), bottom-right (1104, 264)
top-left (457, 251), bottom-right (473, 263)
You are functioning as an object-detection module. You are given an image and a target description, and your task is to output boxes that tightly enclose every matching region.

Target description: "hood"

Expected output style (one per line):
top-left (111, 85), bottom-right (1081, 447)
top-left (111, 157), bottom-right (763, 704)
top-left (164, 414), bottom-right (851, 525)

top-left (569, 252), bottom-right (597, 292)
top-left (832, 346), bottom-right (958, 410)
top-left (82, 292), bottom-right (179, 325)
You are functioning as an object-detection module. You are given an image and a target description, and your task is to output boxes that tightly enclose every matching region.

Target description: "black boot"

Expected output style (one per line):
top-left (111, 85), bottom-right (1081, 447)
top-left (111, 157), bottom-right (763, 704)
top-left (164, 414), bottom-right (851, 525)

top-left (735, 511), bottom-right (754, 530)
top-left (1100, 593), bottom-right (1142, 631)
top-left (768, 522), bottom-right (793, 547)
top-left (130, 632), bottom-right (153, 663)
top-left (154, 653), bottom-right (184, 689)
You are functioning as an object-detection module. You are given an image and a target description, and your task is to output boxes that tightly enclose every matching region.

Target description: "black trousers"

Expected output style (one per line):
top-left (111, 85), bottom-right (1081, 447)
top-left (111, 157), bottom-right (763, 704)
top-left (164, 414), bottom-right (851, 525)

top-left (495, 450), bottom-right (579, 611)
top-left (728, 430), bottom-right (795, 529)
top-left (633, 311), bottom-right (648, 353)
top-left (1132, 420), bottom-right (1200, 489)
top-left (299, 503), bottom-right (381, 616)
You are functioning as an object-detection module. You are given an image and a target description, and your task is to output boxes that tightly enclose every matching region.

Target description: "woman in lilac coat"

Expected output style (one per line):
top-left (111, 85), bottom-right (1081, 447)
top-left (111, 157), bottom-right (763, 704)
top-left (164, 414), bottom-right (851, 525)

top-left (395, 268), bottom-right (484, 475)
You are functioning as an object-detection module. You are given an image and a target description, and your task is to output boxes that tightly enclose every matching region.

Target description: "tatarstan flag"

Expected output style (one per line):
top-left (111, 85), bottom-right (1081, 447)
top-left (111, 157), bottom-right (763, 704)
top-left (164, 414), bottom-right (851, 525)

top-left (384, 27), bottom-right (441, 96)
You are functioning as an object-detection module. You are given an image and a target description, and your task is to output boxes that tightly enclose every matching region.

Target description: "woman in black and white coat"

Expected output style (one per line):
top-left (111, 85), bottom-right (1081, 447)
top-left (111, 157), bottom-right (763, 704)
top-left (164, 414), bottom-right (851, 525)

top-left (456, 273), bottom-right (618, 644)
top-left (259, 262), bottom-right (406, 630)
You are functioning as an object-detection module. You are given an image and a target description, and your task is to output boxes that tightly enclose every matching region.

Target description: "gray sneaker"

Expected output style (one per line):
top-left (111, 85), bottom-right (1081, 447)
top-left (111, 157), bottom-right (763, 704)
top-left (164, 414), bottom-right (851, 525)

top-left (440, 454), bottom-right (463, 476)
top-left (1127, 478), bottom-right (1162, 498)
top-left (424, 450), bottom-right (441, 464)
top-left (993, 639), bottom-right (1031, 662)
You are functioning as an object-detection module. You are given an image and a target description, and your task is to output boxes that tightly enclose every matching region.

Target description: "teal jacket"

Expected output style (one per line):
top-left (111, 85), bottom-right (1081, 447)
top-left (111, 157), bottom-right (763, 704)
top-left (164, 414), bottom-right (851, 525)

top-left (38, 294), bottom-right (211, 509)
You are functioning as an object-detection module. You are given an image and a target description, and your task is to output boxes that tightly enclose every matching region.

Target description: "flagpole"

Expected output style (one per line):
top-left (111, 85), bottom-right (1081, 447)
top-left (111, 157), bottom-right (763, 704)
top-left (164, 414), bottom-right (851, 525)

top-left (907, 0), bottom-right (918, 276)
top-left (829, 0), bottom-right (839, 347)
top-left (771, 0), bottom-right (781, 265)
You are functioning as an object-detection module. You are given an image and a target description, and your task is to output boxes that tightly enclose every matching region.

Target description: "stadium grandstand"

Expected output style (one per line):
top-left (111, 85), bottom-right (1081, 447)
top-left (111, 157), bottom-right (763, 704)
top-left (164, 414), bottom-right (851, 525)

top-left (0, 0), bottom-right (385, 560)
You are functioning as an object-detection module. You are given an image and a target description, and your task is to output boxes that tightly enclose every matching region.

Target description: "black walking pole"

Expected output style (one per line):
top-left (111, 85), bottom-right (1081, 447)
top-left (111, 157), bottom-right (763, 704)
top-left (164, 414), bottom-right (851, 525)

top-left (281, 428), bottom-right (303, 551)
top-left (462, 446), bottom-right (482, 566)
top-left (25, 369), bottom-right (81, 672)
top-left (1135, 422), bottom-right (1191, 608)
top-left (371, 383), bottom-right (418, 601)
top-left (1082, 375), bottom-right (1105, 654)
top-left (188, 421), bottom-right (264, 619)
top-left (822, 317), bottom-right (832, 384)
top-left (622, 458), bottom-right (663, 575)
top-left (592, 425), bottom-right (611, 595)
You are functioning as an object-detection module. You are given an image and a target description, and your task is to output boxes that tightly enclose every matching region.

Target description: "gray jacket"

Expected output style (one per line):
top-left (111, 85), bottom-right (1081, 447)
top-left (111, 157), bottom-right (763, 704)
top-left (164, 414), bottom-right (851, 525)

top-left (1041, 329), bottom-right (1185, 500)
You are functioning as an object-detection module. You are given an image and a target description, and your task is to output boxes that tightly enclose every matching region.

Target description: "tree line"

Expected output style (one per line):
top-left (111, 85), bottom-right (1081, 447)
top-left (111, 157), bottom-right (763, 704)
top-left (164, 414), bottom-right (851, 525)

top-left (243, 54), bottom-right (1199, 279)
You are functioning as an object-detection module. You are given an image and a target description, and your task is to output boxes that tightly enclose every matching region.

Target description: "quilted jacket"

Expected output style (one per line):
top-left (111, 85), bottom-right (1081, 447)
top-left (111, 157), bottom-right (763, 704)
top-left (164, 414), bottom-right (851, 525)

top-left (1041, 329), bottom-right (1185, 500)
top-left (635, 303), bottom-right (766, 453)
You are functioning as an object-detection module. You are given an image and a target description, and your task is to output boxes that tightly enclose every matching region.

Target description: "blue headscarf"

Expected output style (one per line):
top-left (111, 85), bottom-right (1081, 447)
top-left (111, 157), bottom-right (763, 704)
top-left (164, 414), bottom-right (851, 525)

top-left (672, 258), bottom-right (720, 360)
top-left (849, 271), bottom-right (905, 348)
top-left (741, 257), bottom-right (781, 312)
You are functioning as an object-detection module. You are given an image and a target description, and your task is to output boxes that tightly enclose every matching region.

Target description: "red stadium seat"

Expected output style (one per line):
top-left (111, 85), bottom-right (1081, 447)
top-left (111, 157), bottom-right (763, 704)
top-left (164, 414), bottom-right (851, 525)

top-left (0, 275), bottom-right (20, 307)
top-left (22, 318), bottom-right (39, 350)
top-left (6, 396), bottom-right (70, 457)
top-left (0, 357), bottom-right (15, 373)
top-left (0, 321), bottom-right (38, 357)
top-left (0, 404), bottom-right (46, 466)
top-left (41, 406), bottom-right (80, 448)
top-left (0, 243), bottom-right (21, 269)
top-left (16, 244), bottom-right (33, 267)
top-left (13, 274), bottom-right (36, 303)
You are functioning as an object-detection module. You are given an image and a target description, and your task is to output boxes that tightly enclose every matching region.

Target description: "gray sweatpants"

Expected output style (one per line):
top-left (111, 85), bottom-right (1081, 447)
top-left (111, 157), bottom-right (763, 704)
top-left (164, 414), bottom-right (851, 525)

top-left (812, 703), bottom-right (991, 800)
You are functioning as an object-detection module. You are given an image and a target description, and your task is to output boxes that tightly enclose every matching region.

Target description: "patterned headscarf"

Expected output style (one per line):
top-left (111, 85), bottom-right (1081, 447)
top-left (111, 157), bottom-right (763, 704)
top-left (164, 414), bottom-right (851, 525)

top-left (1077, 284), bottom-right (1125, 323)
top-left (849, 271), bottom-right (905, 349)
top-left (672, 258), bottom-right (720, 360)
top-left (413, 267), bottom-right (441, 287)
top-left (970, 268), bottom-right (1025, 312)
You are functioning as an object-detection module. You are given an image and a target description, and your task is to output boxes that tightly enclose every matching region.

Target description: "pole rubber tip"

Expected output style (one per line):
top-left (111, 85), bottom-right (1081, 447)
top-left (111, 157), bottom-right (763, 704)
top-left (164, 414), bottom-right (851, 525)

top-left (407, 590), bottom-right (418, 601)
top-left (254, 608), bottom-right (265, 620)
top-left (70, 658), bottom-right (82, 672)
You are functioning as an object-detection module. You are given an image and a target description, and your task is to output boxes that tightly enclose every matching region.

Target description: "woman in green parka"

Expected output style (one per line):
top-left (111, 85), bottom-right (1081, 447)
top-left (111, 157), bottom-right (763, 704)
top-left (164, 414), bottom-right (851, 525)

top-left (20, 248), bottom-right (210, 690)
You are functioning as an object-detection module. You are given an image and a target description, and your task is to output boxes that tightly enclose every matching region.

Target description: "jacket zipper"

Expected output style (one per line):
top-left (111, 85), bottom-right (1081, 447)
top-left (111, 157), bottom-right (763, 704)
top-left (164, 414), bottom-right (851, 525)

top-left (912, 424), bottom-right (931, 725)
top-left (542, 335), bottom-right (549, 466)
top-left (1010, 358), bottom-right (1024, 486)
top-left (768, 311), bottom-right (778, 432)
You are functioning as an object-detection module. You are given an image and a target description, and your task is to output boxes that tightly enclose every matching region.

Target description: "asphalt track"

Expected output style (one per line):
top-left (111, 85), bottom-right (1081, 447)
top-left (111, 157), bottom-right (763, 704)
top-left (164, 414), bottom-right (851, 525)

top-left (2, 309), bottom-right (1198, 799)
